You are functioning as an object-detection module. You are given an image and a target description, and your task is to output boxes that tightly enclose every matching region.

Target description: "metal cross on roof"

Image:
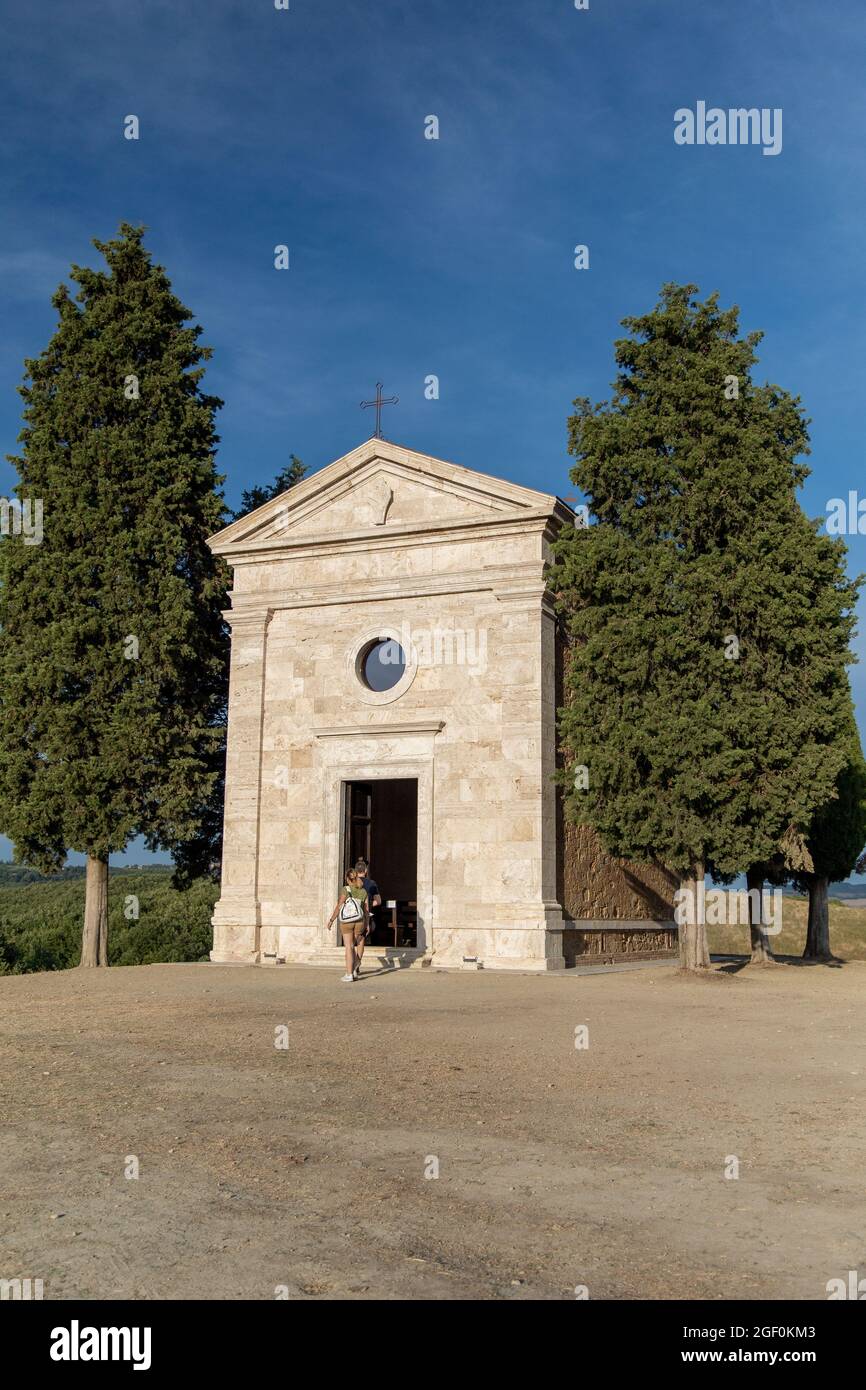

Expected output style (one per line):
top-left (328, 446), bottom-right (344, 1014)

top-left (360, 382), bottom-right (398, 439)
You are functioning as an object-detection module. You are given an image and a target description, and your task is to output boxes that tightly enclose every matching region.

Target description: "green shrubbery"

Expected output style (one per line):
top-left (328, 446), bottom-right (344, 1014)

top-left (0, 867), bottom-right (217, 973)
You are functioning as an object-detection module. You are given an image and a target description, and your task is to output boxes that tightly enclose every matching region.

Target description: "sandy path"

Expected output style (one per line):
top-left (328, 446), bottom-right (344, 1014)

top-left (0, 958), bottom-right (863, 1300)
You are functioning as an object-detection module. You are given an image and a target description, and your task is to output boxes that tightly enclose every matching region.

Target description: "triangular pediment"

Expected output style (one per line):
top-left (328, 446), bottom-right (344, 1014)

top-left (210, 439), bottom-right (561, 554)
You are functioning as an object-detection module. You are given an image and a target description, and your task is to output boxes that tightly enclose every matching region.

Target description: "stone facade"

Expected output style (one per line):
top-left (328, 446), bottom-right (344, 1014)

top-left (208, 439), bottom-right (675, 972)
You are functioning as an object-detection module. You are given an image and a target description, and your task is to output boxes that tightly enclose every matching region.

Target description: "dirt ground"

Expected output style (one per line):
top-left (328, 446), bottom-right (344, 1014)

top-left (1, 956), bottom-right (864, 1301)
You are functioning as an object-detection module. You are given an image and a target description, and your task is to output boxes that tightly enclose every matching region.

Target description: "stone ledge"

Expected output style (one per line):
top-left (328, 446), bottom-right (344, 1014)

top-left (314, 721), bottom-right (445, 738)
top-left (286, 946), bottom-right (428, 971)
top-left (562, 920), bottom-right (678, 930)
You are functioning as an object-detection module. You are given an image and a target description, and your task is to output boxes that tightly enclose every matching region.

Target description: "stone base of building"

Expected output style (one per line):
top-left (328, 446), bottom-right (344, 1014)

top-left (563, 920), bottom-right (678, 966)
top-left (426, 929), bottom-right (565, 972)
top-left (211, 912), bottom-right (678, 971)
top-left (209, 929), bottom-right (260, 965)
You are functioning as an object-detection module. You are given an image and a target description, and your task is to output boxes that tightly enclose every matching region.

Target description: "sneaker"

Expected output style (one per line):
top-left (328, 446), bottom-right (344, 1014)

top-left (353, 966), bottom-right (361, 979)
top-left (340, 973), bottom-right (354, 982)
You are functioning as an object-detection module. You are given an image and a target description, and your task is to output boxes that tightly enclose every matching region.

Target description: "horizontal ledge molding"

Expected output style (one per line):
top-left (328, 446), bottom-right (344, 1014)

top-left (214, 508), bottom-right (557, 560)
top-left (563, 919), bottom-right (678, 931)
top-left (314, 720), bottom-right (445, 738)
top-left (225, 564), bottom-right (552, 615)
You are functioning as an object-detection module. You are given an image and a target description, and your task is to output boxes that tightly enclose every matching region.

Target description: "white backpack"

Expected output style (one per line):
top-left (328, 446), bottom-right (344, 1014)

top-left (339, 892), bottom-right (363, 924)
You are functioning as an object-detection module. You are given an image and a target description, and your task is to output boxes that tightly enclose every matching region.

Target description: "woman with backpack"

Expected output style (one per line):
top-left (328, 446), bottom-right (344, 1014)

top-left (326, 867), bottom-right (370, 982)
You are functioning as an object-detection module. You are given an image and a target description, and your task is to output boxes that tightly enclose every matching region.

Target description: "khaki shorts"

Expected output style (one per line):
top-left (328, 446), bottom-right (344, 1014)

top-left (339, 919), bottom-right (366, 944)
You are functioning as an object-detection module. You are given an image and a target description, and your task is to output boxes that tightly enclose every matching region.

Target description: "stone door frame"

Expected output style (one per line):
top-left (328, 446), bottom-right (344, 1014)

top-left (318, 754), bottom-right (435, 954)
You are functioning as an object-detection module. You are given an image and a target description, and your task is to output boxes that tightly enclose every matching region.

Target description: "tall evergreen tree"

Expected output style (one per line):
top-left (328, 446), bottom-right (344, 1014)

top-left (553, 284), bottom-right (859, 971)
top-left (0, 224), bottom-right (229, 965)
top-left (792, 712), bottom-right (866, 960)
top-left (732, 507), bottom-right (861, 962)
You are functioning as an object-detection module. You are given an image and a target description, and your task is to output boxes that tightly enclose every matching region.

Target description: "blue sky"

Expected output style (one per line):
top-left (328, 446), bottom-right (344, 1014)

top-left (2, 0), bottom-right (866, 867)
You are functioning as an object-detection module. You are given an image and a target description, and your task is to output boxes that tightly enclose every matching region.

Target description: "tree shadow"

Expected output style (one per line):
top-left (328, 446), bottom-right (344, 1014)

top-left (620, 866), bottom-right (679, 919)
top-left (712, 952), bottom-right (847, 974)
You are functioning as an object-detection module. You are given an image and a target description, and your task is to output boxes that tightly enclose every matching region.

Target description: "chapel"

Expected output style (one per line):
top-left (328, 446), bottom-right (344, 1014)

top-left (208, 438), bottom-right (676, 971)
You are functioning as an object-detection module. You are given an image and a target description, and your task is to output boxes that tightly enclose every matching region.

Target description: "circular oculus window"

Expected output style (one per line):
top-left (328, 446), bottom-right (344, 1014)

top-left (357, 637), bottom-right (406, 693)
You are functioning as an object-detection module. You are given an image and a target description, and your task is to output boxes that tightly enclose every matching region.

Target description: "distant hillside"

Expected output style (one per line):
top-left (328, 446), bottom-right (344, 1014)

top-left (0, 862), bottom-right (169, 886)
top-left (818, 882), bottom-right (866, 901)
top-left (0, 863), bottom-right (86, 885)
top-left (0, 867), bottom-right (217, 973)
top-left (707, 895), bottom-right (866, 960)
top-left (769, 882), bottom-right (866, 900)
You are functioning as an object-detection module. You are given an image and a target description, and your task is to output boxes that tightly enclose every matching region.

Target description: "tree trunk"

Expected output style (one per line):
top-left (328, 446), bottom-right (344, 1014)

top-left (678, 860), bottom-right (711, 971)
top-left (80, 855), bottom-right (109, 967)
top-left (803, 874), bottom-right (832, 960)
top-left (747, 865), bottom-right (774, 963)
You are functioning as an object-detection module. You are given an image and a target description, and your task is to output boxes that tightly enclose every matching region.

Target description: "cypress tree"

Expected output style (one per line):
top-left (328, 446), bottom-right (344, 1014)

top-left (553, 284), bottom-right (859, 971)
top-left (793, 712), bottom-right (866, 960)
top-left (0, 224), bottom-right (229, 965)
top-left (732, 508), bottom-right (860, 962)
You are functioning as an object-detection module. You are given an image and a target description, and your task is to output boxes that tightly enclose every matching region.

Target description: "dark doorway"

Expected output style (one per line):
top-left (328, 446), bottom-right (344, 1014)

top-left (343, 779), bottom-right (418, 947)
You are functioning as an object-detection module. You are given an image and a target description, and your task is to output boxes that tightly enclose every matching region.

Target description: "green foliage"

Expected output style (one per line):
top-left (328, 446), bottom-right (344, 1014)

top-left (552, 283), bottom-right (860, 879)
top-left (798, 715), bottom-right (866, 884)
top-left (0, 223), bottom-right (230, 875)
top-left (0, 868), bottom-right (216, 973)
top-left (233, 454), bottom-right (306, 520)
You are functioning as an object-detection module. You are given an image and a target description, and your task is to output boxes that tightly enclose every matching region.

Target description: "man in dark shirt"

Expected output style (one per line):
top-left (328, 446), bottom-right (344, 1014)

top-left (354, 859), bottom-right (381, 936)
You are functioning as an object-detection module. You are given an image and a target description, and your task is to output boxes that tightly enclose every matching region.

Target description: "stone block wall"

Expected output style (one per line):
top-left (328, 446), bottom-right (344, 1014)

top-left (562, 822), bottom-right (678, 922)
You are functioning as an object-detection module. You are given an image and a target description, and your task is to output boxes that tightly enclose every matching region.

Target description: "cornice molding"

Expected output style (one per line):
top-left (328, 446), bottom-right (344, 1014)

top-left (223, 607), bottom-right (274, 633)
top-left (216, 507), bottom-right (558, 563)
